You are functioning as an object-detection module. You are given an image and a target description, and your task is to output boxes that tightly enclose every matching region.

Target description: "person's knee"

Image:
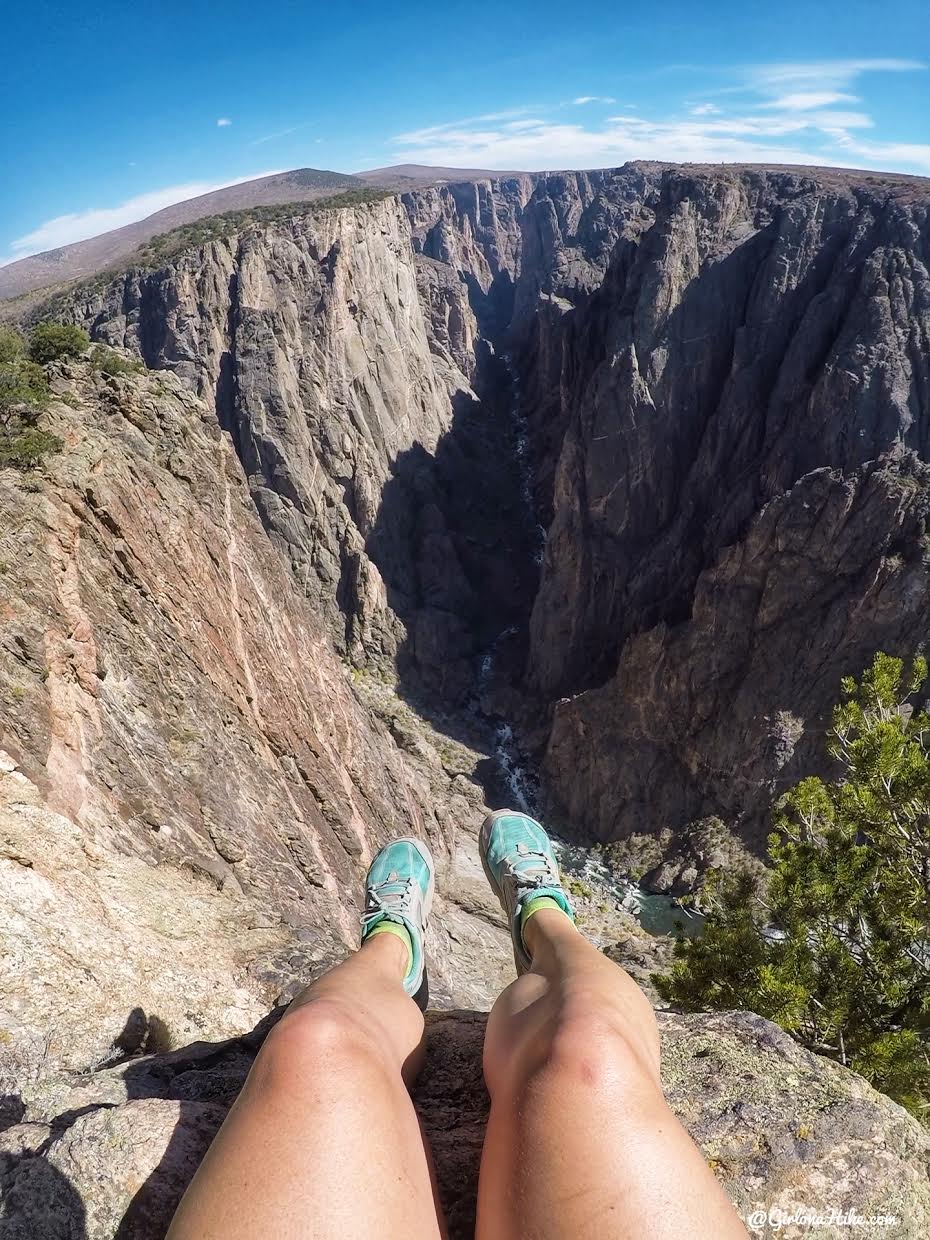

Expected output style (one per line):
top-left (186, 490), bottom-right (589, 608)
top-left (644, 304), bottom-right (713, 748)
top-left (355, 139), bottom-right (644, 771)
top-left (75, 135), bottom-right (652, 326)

top-left (254, 1000), bottom-right (386, 1092)
top-left (533, 996), bottom-right (661, 1098)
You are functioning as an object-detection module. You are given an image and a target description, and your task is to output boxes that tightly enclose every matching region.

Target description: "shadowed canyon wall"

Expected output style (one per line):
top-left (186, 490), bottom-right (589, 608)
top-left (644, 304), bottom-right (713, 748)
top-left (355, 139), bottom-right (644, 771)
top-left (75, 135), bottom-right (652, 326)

top-left (65, 163), bottom-right (930, 855)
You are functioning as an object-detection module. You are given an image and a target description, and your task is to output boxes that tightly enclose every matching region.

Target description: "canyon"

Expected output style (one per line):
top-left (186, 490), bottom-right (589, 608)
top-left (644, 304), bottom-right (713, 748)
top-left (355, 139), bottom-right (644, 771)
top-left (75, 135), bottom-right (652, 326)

top-left (2, 161), bottom-right (930, 1236)
top-left (63, 162), bottom-right (930, 860)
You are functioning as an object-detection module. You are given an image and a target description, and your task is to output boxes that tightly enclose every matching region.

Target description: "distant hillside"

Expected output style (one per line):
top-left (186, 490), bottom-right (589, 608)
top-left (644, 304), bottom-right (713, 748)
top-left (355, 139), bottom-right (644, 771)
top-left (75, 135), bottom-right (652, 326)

top-left (0, 164), bottom-right (529, 303)
top-left (23, 189), bottom-right (393, 327)
top-left (0, 168), bottom-right (364, 299)
top-left (355, 163), bottom-right (523, 187)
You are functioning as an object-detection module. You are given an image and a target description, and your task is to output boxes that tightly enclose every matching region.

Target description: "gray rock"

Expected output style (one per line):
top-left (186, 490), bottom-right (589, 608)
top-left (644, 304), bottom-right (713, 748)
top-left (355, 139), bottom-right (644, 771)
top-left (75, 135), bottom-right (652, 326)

top-left (61, 164), bottom-right (930, 858)
top-left (2, 164), bottom-right (927, 1237)
top-left (2, 1006), bottom-right (925, 1240)
top-left (524, 167), bottom-right (930, 852)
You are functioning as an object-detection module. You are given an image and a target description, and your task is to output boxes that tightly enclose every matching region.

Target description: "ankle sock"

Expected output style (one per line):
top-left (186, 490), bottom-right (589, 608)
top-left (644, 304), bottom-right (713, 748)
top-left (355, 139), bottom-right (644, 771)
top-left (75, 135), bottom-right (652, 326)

top-left (520, 895), bottom-right (565, 938)
top-left (365, 920), bottom-right (413, 972)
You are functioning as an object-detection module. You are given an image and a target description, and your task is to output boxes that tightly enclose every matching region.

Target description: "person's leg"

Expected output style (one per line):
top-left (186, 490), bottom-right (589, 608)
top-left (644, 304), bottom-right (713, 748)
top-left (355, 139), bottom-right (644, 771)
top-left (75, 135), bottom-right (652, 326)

top-left (168, 838), bottom-right (445, 1240)
top-left (476, 812), bottom-right (747, 1240)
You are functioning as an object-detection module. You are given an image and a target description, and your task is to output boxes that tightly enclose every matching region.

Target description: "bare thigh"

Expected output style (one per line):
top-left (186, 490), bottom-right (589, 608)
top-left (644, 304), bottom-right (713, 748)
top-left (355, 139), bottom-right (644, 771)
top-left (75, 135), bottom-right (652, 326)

top-left (475, 910), bottom-right (748, 1240)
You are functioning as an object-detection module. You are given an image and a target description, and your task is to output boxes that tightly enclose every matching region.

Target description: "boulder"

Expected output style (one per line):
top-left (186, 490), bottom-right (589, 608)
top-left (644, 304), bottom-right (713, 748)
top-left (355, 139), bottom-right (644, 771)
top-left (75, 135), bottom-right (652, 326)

top-left (2, 1007), bottom-right (926, 1240)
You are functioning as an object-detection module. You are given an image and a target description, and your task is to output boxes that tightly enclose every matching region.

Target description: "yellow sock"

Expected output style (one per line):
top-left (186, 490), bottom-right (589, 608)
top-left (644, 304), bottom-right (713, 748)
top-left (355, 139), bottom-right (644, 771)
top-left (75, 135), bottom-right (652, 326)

top-left (520, 895), bottom-right (563, 935)
top-left (366, 920), bottom-right (413, 971)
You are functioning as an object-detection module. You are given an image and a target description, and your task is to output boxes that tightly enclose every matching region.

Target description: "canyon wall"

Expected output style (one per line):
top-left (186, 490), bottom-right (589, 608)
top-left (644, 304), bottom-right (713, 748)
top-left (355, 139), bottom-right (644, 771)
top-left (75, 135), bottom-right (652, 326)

top-left (527, 168), bottom-right (930, 848)
top-left (3, 164), bottom-right (930, 1235)
top-left (0, 360), bottom-right (519, 1084)
top-left (64, 164), bottom-right (930, 858)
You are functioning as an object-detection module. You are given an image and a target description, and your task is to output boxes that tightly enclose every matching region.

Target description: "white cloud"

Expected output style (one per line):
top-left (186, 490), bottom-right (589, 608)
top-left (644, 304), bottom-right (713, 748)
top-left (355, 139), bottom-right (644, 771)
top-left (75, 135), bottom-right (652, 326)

top-left (573, 95), bottom-right (617, 105)
top-left (249, 121), bottom-right (315, 146)
top-left (391, 59), bottom-right (930, 176)
top-left (3, 171), bottom-right (283, 263)
top-left (743, 58), bottom-right (924, 94)
top-left (828, 133), bottom-right (930, 168)
top-left (216, 117), bottom-right (232, 127)
top-left (761, 91), bottom-right (859, 110)
top-left (393, 115), bottom-right (832, 172)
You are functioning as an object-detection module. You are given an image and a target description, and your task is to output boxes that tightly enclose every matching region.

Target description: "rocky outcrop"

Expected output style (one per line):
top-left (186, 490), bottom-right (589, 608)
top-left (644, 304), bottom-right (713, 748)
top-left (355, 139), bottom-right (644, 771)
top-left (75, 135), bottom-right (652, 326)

top-left (3, 1003), bottom-right (927, 1240)
top-left (61, 175), bottom-right (653, 706)
top-left (0, 362), bottom-right (516, 1086)
top-left (64, 198), bottom-right (474, 680)
top-left (527, 167), bottom-right (930, 849)
top-left (545, 455), bottom-right (930, 848)
top-left (59, 163), bottom-right (930, 858)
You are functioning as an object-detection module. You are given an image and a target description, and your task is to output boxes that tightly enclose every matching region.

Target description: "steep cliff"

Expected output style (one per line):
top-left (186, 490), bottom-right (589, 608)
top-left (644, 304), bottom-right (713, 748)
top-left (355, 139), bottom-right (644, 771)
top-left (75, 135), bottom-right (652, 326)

top-left (525, 167), bottom-right (930, 850)
top-left (3, 164), bottom-right (930, 1236)
top-left (54, 165), bottom-right (930, 859)
top-left (63, 198), bottom-right (468, 675)
top-left (55, 165), bottom-right (930, 861)
top-left (400, 165), bottom-right (930, 857)
top-left (0, 360), bottom-right (515, 1083)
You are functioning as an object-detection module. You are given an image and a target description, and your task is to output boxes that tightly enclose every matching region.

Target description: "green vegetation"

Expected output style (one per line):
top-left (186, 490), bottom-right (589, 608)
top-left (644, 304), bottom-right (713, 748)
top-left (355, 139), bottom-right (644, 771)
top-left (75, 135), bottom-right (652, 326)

top-left (28, 322), bottom-right (89, 364)
top-left (133, 188), bottom-right (390, 269)
top-left (657, 653), bottom-right (930, 1116)
top-left (0, 326), bottom-right (60, 469)
top-left (284, 169), bottom-right (359, 190)
top-left (89, 344), bottom-right (142, 376)
top-left (0, 352), bottom-right (48, 417)
top-left (0, 426), bottom-right (63, 470)
top-left (565, 876), bottom-right (594, 901)
top-left (0, 326), bottom-right (126, 469)
top-left (0, 325), bottom-right (25, 364)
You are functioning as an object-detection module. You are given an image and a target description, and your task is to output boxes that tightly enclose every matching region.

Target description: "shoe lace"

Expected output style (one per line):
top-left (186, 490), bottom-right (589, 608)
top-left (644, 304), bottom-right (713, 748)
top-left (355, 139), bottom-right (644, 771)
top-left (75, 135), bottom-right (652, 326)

top-left (361, 873), bottom-right (415, 932)
top-left (508, 845), bottom-right (559, 891)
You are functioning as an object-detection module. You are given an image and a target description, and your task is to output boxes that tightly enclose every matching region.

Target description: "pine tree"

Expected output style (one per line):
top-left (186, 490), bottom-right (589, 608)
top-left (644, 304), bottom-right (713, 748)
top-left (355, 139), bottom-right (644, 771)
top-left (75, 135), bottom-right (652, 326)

top-left (656, 653), bottom-right (930, 1116)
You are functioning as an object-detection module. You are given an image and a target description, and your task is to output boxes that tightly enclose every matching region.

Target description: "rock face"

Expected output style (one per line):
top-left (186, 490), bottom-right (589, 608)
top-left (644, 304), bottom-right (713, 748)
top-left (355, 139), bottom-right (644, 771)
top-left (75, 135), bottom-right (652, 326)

top-left (3, 163), bottom-right (929, 1235)
top-left (545, 455), bottom-right (930, 849)
top-left (63, 163), bottom-right (930, 856)
top-left (0, 362), bottom-right (514, 1087)
top-left (67, 199), bottom-right (468, 674)
top-left (3, 1004), bottom-right (928, 1240)
top-left (526, 167), bottom-right (930, 851)
top-left (62, 178), bottom-right (641, 706)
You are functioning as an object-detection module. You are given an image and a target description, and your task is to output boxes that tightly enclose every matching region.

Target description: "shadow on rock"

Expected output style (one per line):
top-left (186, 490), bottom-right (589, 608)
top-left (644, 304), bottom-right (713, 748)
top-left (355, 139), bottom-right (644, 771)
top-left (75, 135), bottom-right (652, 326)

top-left (0, 1091), bottom-right (88, 1240)
top-left (0, 1093), bottom-right (25, 1133)
top-left (0, 1150), bottom-right (87, 1240)
top-left (1, 1006), bottom-right (490, 1240)
top-left (365, 347), bottom-right (543, 807)
top-left (109, 1006), bottom-right (489, 1240)
top-left (413, 1009), bottom-right (489, 1239)
top-left (14, 1001), bottom-right (930, 1238)
top-left (112, 1007), bottom-right (281, 1240)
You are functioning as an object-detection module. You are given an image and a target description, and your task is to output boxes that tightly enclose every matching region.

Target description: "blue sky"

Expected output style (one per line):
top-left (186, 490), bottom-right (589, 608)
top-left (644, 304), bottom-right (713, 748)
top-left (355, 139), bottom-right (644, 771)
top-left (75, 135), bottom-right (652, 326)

top-left (2, 0), bottom-right (928, 265)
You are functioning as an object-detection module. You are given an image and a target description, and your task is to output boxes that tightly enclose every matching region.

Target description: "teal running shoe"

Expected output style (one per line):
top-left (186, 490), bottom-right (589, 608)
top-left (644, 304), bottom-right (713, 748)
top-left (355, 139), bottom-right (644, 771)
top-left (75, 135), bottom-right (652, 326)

top-left (479, 809), bottom-right (574, 973)
top-left (361, 836), bottom-right (435, 1004)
